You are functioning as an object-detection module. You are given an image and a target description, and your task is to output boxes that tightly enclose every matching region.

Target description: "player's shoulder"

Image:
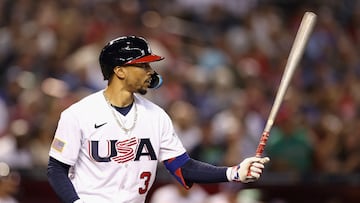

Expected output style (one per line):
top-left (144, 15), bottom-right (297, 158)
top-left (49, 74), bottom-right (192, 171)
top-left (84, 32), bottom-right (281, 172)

top-left (135, 94), bottom-right (161, 108)
top-left (62, 90), bottom-right (104, 115)
top-left (135, 95), bottom-right (175, 129)
top-left (134, 94), bottom-right (166, 114)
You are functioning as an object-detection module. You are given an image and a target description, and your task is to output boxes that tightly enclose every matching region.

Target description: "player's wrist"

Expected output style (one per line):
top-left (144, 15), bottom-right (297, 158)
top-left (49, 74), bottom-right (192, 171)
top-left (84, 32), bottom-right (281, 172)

top-left (226, 165), bottom-right (239, 182)
top-left (226, 167), bottom-right (232, 181)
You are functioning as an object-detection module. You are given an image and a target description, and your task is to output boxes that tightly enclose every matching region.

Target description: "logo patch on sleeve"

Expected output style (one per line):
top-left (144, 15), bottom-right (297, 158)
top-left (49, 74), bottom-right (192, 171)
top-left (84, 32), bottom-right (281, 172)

top-left (51, 138), bottom-right (66, 152)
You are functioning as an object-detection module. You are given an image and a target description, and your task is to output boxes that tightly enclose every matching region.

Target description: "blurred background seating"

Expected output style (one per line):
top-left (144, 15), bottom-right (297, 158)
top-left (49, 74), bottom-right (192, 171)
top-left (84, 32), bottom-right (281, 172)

top-left (0, 0), bottom-right (360, 202)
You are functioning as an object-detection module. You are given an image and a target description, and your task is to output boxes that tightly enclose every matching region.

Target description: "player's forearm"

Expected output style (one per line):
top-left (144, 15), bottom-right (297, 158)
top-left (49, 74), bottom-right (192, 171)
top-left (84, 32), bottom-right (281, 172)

top-left (47, 156), bottom-right (80, 203)
top-left (164, 153), bottom-right (270, 188)
top-left (181, 159), bottom-right (229, 184)
top-left (164, 153), bottom-right (229, 188)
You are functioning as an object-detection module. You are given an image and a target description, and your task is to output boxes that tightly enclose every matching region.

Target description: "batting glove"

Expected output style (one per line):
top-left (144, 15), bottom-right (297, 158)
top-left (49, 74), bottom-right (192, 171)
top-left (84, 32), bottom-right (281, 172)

top-left (74, 199), bottom-right (85, 203)
top-left (227, 157), bottom-right (270, 183)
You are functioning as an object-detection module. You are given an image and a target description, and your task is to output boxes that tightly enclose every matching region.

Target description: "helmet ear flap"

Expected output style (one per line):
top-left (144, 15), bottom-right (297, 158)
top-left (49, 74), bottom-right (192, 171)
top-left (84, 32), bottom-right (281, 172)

top-left (149, 72), bottom-right (163, 89)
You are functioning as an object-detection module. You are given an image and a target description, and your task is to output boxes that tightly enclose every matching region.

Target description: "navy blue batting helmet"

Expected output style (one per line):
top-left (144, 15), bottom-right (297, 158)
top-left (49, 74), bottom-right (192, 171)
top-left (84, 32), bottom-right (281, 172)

top-left (99, 36), bottom-right (164, 85)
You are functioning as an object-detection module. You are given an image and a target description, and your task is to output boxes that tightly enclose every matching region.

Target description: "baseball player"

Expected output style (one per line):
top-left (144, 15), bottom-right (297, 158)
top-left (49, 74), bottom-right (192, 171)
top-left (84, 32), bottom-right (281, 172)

top-left (47, 36), bottom-right (270, 203)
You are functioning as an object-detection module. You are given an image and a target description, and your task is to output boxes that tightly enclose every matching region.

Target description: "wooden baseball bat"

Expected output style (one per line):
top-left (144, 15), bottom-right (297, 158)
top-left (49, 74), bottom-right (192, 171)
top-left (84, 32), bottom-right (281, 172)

top-left (255, 12), bottom-right (317, 157)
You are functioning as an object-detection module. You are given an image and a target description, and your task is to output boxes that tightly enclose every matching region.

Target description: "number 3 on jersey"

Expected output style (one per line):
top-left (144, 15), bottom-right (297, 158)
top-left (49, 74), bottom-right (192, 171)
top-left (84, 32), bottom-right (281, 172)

top-left (139, 171), bottom-right (151, 194)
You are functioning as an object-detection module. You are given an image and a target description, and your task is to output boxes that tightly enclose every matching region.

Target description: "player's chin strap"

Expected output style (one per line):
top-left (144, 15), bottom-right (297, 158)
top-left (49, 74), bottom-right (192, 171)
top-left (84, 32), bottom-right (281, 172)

top-left (149, 72), bottom-right (163, 89)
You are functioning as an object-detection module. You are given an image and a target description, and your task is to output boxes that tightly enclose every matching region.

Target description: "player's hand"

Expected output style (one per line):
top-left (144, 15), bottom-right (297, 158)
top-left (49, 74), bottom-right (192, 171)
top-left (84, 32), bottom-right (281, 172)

top-left (228, 157), bottom-right (270, 183)
top-left (73, 199), bottom-right (85, 203)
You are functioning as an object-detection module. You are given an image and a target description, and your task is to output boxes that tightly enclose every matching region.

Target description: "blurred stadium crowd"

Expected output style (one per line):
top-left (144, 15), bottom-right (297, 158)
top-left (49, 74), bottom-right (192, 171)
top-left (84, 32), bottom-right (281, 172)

top-left (0, 0), bottom-right (360, 202)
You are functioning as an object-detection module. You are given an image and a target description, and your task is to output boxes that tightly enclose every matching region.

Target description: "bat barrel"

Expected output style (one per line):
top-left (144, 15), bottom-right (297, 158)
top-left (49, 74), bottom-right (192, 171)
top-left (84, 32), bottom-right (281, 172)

top-left (253, 12), bottom-right (317, 157)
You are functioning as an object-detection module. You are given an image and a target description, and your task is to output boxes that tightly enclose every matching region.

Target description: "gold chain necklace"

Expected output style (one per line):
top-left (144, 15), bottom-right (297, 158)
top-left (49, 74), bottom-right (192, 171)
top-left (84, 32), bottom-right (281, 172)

top-left (103, 92), bottom-right (138, 134)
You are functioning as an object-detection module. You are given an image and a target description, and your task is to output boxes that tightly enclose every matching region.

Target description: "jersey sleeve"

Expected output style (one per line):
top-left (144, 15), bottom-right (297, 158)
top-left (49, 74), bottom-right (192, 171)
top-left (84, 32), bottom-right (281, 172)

top-left (49, 109), bottom-right (82, 166)
top-left (158, 112), bottom-right (186, 162)
top-left (163, 153), bottom-right (192, 189)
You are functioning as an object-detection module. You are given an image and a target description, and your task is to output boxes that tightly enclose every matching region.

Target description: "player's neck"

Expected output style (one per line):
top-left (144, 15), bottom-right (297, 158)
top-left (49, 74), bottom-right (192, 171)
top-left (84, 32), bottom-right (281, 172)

top-left (103, 87), bottom-right (134, 107)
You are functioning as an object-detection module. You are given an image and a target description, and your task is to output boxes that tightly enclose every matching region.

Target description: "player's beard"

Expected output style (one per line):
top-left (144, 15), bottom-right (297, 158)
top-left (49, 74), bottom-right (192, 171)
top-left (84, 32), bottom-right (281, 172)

top-left (137, 83), bottom-right (148, 95)
top-left (137, 79), bottom-right (151, 95)
top-left (137, 88), bottom-right (147, 95)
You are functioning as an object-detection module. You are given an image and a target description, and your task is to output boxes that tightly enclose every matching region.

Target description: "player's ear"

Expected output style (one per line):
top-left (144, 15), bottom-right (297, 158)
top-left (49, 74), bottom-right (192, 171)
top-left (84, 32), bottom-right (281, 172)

top-left (114, 66), bottom-right (126, 79)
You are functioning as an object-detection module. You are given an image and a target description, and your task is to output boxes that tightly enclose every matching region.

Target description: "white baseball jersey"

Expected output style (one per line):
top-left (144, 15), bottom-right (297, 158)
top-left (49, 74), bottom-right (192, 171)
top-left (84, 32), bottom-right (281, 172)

top-left (49, 90), bottom-right (186, 203)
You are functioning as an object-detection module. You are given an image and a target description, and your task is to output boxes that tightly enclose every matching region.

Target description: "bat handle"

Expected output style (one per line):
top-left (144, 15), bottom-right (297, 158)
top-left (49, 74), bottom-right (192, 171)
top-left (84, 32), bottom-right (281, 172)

top-left (247, 131), bottom-right (270, 176)
top-left (255, 131), bottom-right (270, 157)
